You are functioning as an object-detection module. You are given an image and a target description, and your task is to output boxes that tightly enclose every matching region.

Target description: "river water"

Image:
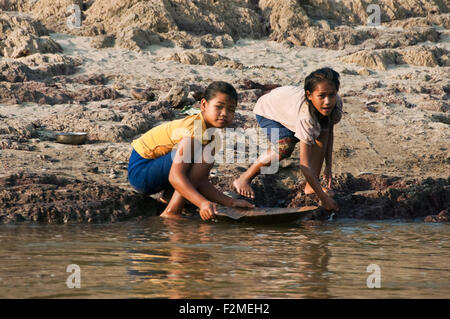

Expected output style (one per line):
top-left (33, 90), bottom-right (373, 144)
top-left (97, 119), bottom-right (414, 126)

top-left (0, 217), bottom-right (448, 298)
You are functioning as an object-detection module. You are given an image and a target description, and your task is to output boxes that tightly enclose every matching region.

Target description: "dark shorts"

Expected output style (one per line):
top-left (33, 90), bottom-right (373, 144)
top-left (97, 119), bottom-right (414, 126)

top-left (255, 114), bottom-right (299, 159)
top-left (127, 149), bottom-right (174, 195)
top-left (255, 114), bottom-right (299, 142)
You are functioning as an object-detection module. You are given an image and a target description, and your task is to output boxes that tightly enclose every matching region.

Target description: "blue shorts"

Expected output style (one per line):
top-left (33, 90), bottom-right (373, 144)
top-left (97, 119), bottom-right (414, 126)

top-left (255, 114), bottom-right (299, 142)
top-left (127, 149), bottom-right (174, 195)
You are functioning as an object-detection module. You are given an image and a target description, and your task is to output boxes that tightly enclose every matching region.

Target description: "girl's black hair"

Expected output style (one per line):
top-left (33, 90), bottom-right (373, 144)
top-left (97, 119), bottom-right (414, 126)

top-left (304, 67), bottom-right (340, 93)
top-left (204, 81), bottom-right (238, 103)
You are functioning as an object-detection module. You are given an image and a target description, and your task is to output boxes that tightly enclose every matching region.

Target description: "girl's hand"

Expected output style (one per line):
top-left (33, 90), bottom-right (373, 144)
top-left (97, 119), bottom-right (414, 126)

top-left (323, 165), bottom-right (332, 189)
top-left (321, 195), bottom-right (339, 211)
top-left (199, 201), bottom-right (217, 221)
top-left (231, 199), bottom-right (255, 209)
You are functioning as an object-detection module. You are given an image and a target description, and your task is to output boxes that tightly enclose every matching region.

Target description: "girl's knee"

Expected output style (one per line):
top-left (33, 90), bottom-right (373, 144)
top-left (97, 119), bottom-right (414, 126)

top-left (278, 137), bottom-right (298, 160)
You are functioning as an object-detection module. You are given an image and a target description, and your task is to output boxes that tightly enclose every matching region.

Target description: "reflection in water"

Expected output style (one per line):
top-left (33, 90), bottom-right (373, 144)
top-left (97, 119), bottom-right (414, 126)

top-left (0, 219), bottom-right (448, 298)
top-left (126, 218), bottom-right (333, 298)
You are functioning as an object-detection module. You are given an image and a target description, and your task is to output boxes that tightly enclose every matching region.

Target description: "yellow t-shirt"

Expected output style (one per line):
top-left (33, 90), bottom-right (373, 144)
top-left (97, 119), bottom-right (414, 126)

top-left (131, 112), bottom-right (210, 159)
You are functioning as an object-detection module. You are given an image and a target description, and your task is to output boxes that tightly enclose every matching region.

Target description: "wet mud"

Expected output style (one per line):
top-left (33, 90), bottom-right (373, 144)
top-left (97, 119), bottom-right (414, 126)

top-left (1, 171), bottom-right (446, 224)
top-left (0, 172), bottom-right (163, 224)
top-left (211, 172), bottom-right (450, 223)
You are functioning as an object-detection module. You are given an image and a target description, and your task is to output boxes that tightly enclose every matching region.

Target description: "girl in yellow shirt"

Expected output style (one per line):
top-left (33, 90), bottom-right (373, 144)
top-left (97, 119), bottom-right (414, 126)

top-left (128, 81), bottom-right (254, 220)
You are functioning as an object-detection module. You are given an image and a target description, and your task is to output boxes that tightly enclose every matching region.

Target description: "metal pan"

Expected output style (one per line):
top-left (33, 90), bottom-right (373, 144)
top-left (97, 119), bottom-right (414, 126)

top-left (215, 206), bottom-right (319, 224)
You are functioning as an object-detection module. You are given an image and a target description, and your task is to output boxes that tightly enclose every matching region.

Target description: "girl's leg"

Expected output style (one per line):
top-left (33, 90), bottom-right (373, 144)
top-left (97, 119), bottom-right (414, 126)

top-left (233, 136), bottom-right (298, 198)
top-left (304, 130), bottom-right (331, 195)
top-left (233, 149), bottom-right (279, 198)
top-left (159, 186), bottom-right (174, 205)
top-left (160, 160), bottom-right (214, 218)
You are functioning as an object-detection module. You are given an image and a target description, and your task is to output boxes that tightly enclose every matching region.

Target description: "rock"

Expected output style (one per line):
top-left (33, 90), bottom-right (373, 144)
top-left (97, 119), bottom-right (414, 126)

top-left (341, 68), bottom-right (359, 75)
top-left (0, 119), bottom-right (38, 138)
top-left (199, 34), bottom-right (234, 49)
top-left (1, 29), bottom-right (62, 58)
top-left (238, 79), bottom-right (281, 93)
top-left (116, 27), bottom-right (160, 51)
top-left (73, 86), bottom-right (119, 104)
top-left (238, 89), bottom-right (264, 103)
top-left (357, 68), bottom-right (371, 76)
top-left (18, 53), bottom-right (81, 68)
top-left (39, 106), bottom-right (155, 142)
top-left (0, 136), bottom-right (36, 151)
top-left (364, 105), bottom-right (378, 113)
top-left (288, 26), bottom-right (378, 50)
top-left (90, 34), bottom-right (115, 49)
top-left (339, 46), bottom-right (448, 70)
top-left (165, 85), bottom-right (189, 108)
top-left (0, 11), bottom-right (62, 58)
top-left (0, 11), bottom-right (49, 38)
top-left (339, 49), bottom-right (399, 70)
top-left (72, 74), bottom-right (107, 86)
top-left (152, 107), bottom-right (176, 121)
top-left (424, 208), bottom-right (449, 223)
top-left (0, 61), bottom-right (38, 82)
top-left (17, 0), bottom-right (86, 34)
top-left (80, 0), bottom-right (264, 50)
top-left (130, 88), bottom-right (156, 101)
top-left (161, 31), bottom-right (234, 49)
top-left (0, 56), bottom-right (79, 83)
top-left (361, 27), bottom-right (440, 50)
top-left (167, 50), bottom-right (225, 66)
top-left (36, 61), bottom-right (77, 78)
top-left (386, 14), bottom-right (450, 29)
top-left (0, 81), bottom-right (72, 105)
top-left (0, 80), bottom-right (119, 105)
top-left (259, 0), bottom-right (312, 42)
top-left (398, 46), bottom-right (448, 67)
top-left (213, 59), bottom-right (244, 70)
top-left (4, 1), bottom-right (447, 49)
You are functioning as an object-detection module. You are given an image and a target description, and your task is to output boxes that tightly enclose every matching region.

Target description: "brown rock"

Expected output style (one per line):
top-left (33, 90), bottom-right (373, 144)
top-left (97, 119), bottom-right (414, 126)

top-left (165, 85), bottom-right (189, 108)
top-left (130, 88), bottom-right (156, 101)
top-left (340, 46), bottom-right (448, 70)
top-left (90, 34), bottom-right (115, 49)
top-left (167, 50), bottom-right (225, 66)
top-left (0, 12), bottom-right (62, 58)
top-left (339, 49), bottom-right (399, 70)
top-left (116, 27), bottom-right (160, 51)
top-left (213, 59), bottom-right (244, 69)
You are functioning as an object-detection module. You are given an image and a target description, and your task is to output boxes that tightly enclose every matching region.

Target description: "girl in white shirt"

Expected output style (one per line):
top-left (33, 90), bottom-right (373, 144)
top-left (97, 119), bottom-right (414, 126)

top-left (233, 67), bottom-right (343, 211)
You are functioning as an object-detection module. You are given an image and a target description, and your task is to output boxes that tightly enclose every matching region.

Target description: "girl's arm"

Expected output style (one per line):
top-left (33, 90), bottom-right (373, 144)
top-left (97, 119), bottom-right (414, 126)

top-left (168, 137), bottom-right (209, 209)
top-left (299, 141), bottom-right (338, 211)
top-left (169, 137), bottom-right (254, 210)
top-left (324, 124), bottom-right (334, 188)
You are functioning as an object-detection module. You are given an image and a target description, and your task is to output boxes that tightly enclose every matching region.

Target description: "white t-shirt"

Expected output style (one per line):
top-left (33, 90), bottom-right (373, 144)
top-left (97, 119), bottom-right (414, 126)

top-left (253, 86), bottom-right (343, 145)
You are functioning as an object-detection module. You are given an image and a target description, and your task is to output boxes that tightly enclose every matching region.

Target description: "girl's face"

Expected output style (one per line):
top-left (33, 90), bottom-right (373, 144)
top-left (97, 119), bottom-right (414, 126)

top-left (201, 92), bottom-right (237, 128)
top-left (306, 81), bottom-right (338, 117)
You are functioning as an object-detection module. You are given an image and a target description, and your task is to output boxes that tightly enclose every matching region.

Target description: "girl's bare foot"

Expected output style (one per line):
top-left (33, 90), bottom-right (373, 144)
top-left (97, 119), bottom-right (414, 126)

top-left (232, 177), bottom-right (255, 199)
top-left (160, 209), bottom-right (183, 219)
top-left (304, 183), bottom-right (335, 196)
